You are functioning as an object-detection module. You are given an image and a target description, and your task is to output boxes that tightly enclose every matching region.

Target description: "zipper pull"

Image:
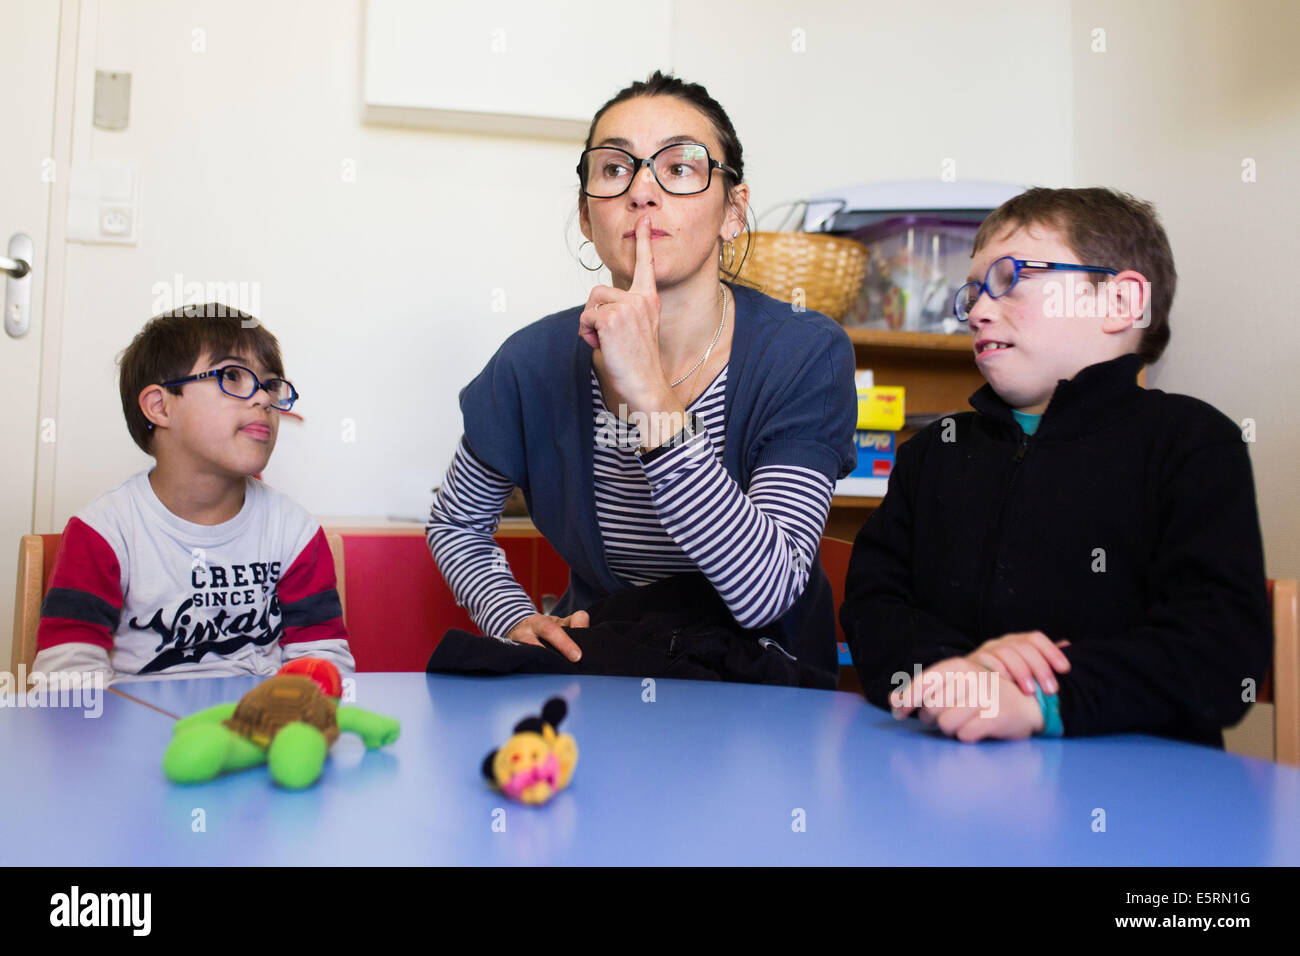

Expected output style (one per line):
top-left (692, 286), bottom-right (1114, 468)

top-left (1014, 434), bottom-right (1028, 462)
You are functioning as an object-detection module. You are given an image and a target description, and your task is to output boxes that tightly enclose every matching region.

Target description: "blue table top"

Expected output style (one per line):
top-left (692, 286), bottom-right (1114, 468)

top-left (2, 673), bottom-right (1298, 865)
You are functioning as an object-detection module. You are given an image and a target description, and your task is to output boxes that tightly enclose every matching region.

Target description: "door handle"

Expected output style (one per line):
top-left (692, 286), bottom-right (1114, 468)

top-left (4, 233), bottom-right (33, 338)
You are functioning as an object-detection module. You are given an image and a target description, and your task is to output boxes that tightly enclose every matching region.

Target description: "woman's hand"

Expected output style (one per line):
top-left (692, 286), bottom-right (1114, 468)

top-left (578, 214), bottom-right (672, 414)
top-left (505, 611), bottom-right (589, 663)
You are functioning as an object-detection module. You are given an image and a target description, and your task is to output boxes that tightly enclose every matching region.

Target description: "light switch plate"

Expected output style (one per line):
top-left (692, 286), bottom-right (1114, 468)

top-left (94, 71), bottom-right (131, 130)
top-left (67, 161), bottom-right (140, 244)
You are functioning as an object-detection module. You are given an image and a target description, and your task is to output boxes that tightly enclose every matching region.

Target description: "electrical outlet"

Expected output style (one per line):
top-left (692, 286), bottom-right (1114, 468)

top-left (68, 161), bottom-right (140, 245)
top-left (101, 205), bottom-right (133, 236)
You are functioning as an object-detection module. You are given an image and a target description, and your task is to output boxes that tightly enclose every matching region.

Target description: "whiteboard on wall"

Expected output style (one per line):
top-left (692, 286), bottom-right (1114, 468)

top-left (363, 0), bottom-right (674, 140)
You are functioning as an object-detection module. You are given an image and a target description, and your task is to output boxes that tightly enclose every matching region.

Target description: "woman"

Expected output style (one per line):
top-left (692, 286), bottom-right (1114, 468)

top-left (427, 71), bottom-right (856, 686)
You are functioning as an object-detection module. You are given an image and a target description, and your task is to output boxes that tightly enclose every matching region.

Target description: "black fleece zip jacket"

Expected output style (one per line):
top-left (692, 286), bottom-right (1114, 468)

top-left (840, 353), bottom-right (1271, 746)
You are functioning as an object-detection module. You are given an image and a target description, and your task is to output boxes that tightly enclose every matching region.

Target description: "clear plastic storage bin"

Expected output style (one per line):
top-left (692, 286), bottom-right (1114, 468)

top-left (841, 216), bottom-right (978, 334)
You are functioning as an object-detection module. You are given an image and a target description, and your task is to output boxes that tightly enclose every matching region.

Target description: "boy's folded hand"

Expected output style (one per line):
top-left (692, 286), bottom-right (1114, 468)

top-left (891, 655), bottom-right (1046, 741)
top-left (971, 631), bottom-right (1071, 696)
top-left (938, 666), bottom-right (1044, 742)
top-left (890, 655), bottom-right (989, 719)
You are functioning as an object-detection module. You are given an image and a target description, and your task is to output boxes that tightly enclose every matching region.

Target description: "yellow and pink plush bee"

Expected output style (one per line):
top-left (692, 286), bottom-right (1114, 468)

top-left (482, 697), bottom-right (578, 805)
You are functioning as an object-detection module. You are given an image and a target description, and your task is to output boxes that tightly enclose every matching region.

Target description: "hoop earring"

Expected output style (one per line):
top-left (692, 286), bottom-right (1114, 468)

top-left (578, 240), bottom-right (604, 272)
top-left (720, 240), bottom-right (736, 272)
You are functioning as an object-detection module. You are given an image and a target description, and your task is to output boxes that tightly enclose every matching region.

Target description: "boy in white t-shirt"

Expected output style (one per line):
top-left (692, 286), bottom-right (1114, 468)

top-left (32, 304), bottom-right (354, 683)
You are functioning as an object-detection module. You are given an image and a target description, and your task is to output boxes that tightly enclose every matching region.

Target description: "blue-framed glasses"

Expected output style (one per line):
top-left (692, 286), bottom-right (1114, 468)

top-left (577, 142), bottom-right (738, 198)
top-left (954, 256), bottom-right (1119, 321)
top-left (159, 364), bottom-right (298, 411)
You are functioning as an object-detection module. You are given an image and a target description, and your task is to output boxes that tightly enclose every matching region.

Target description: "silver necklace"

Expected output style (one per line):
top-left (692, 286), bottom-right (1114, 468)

top-left (669, 284), bottom-right (728, 388)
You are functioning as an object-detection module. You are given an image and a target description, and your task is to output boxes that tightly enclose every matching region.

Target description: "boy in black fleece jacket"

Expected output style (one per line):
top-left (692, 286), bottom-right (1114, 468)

top-left (840, 187), bottom-right (1270, 746)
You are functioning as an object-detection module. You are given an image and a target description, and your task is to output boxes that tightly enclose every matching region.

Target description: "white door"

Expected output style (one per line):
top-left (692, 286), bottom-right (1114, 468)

top-left (1, 1), bottom-right (63, 665)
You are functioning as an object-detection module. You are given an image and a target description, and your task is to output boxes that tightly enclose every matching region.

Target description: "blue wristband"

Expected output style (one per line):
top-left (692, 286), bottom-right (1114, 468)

top-left (1032, 682), bottom-right (1064, 738)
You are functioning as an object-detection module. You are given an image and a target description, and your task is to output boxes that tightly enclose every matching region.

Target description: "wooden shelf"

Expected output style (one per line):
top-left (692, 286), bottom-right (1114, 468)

top-left (844, 328), bottom-right (974, 352)
top-left (845, 328), bottom-right (986, 428)
top-left (828, 327), bottom-right (984, 539)
top-left (831, 496), bottom-right (883, 508)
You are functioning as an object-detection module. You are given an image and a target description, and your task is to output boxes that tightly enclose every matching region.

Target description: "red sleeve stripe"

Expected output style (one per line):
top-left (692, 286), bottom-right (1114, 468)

top-left (36, 517), bottom-right (122, 651)
top-left (277, 528), bottom-right (337, 602)
top-left (277, 527), bottom-right (350, 642)
top-left (280, 617), bottom-right (347, 644)
top-left (44, 518), bottom-right (122, 606)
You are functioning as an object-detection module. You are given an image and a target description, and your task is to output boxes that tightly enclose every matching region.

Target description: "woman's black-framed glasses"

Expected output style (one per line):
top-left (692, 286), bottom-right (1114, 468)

top-left (577, 142), bottom-right (738, 198)
top-left (159, 364), bottom-right (299, 411)
top-left (953, 255), bottom-right (1119, 322)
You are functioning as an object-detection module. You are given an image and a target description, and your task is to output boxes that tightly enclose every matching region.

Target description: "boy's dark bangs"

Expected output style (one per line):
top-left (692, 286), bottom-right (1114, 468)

top-left (180, 306), bottom-right (284, 380)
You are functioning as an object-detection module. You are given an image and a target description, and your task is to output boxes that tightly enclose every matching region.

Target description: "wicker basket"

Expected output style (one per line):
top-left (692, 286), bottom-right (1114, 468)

top-left (736, 231), bottom-right (869, 322)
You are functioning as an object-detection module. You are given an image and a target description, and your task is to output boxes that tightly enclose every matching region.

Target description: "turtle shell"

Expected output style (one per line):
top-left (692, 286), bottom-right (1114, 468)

top-left (222, 674), bottom-right (340, 749)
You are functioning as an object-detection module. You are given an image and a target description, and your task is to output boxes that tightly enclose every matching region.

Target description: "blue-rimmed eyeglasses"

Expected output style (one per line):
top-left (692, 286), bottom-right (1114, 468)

top-left (954, 255), bottom-right (1119, 321)
top-left (159, 364), bottom-right (298, 411)
top-left (577, 142), bottom-right (738, 198)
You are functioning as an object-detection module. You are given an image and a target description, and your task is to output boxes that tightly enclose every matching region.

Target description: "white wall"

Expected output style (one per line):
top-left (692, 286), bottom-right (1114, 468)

top-left (53, 0), bottom-right (592, 525)
top-left (1070, 0), bottom-right (1300, 759)
top-left (676, 0), bottom-right (1074, 208)
top-left (1072, 0), bottom-right (1300, 581)
top-left (44, 0), bottom-right (1073, 528)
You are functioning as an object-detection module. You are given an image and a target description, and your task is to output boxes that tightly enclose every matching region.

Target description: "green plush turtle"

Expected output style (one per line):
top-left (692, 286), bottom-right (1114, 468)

top-left (162, 659), bottom-right (399, 790)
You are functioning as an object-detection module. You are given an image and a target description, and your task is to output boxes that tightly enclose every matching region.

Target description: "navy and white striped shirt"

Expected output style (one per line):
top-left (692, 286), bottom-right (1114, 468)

top-left (427, 364), bottom-right (834, 638)
top-left (593, 367), bottom-right (729, 585)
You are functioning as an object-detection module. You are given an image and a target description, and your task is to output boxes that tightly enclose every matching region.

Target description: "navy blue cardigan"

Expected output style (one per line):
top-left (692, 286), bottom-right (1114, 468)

top-left (458, 282), bottom-right (857, 682)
